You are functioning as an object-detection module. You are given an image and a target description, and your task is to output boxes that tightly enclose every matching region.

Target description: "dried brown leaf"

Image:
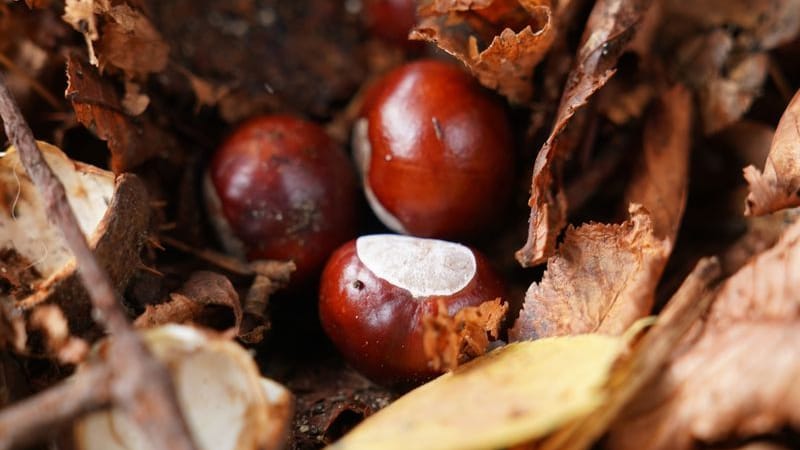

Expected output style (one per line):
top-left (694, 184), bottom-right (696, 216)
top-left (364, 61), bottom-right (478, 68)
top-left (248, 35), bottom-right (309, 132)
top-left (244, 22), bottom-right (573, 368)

top-left (708, 217), bottom-right (800, 326)
top-left (625, 85), bottom-right (692, 241)
top-left (516, 0), bottom-right (654, 267)
top-left (662, 0), bottom-right (800, 133)
top-left (411, 0), bottom-right (555, 103)
top-left (510, 205), bottom-right (670, 341)
top-left (134, 271), bottom-right (243, 334)
top-left (744, 89), bottom-right (800, 216)
top-left (422, 298), bottom-right (508, 372)
top-left (65, 54), bottom-right (178, 172)
top-left (63, 0), bottom-right (169, 78)
top-left (96, 4), bottom-right (169, 78)
top-left (608, 218), bottom-right (800, 450)
top-left (538, 258), bottom-right (721, 450)
top-left (608, 324), bottom-right (800, 450)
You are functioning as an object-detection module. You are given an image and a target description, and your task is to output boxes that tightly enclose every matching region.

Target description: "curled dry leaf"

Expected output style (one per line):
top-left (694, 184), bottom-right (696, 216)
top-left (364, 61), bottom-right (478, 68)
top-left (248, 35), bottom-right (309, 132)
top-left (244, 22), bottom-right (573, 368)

top-left (707, 217), bottom-right (800, 326)
top-left (0, 141), bottom-right (148, 335)
top-left (510, 205), bottom-right (669, 341)
top-left (63, 0), bottom-right (169, 78)
top-left (661, 0), bottom-right (800, 133)
top-left (74, 325), bottom-right (293, 450)
top-left (422, 298), bottom-right (507, 372)
top-left (624, 85), bottom-right (692, 241)
top-left (516, 0), bottom-right (654, 267)
top-left (411, 0), bottom-right (555, 104)
top-left (608, 219), bottom-right (800, 450)
top-left (330, 334), bottom-right (625, 450)
top-left (134, 271), bottom-right (243, 334)
top-left (608, 324), bottom-right (800, 450)
top-left (744, 89), bottom-right (800, 216)
top-left (538, 258), bottom-right (721, 450)
top-left (65, 54), bottom-right (179, 172)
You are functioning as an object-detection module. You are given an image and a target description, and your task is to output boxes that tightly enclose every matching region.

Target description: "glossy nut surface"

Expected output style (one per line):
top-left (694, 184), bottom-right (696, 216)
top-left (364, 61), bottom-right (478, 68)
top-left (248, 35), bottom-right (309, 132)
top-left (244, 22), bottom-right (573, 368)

top-left (363, 0), bottom-right (418, 46)
top-left (206, 115), bottom-right (358, 283)
top-left (318, 234), bottom-right (506, 384)
top-left (355, 60), bottom-right (515, 240)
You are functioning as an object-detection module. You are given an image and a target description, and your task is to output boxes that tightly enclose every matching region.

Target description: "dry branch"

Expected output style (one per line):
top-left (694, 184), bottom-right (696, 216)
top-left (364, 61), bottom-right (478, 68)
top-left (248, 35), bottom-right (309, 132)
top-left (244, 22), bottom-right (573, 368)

top-left (0, 364), bottom-right (111, 449)
top-left (0, 74), bottom-right (197, 450)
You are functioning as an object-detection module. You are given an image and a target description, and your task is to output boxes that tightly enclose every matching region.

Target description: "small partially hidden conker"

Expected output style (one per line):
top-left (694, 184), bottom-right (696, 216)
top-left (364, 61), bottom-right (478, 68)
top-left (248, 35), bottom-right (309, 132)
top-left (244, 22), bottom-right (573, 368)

top-left (319, 234), bottom-right (506, 384)
top-left (363, 0), bottom-right (418, 47)
top-left (354, 60), bottom-right (515, 240)
top-left (205, 115), bottom-right (358, 283)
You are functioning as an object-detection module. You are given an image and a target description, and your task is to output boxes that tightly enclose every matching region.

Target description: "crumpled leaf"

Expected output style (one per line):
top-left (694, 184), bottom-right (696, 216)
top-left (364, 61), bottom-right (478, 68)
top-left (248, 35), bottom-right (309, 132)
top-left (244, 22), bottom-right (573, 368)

top-left (608, 324), bottom-right (800, 450)
top-left (134, 271), bottom-right (243, 334)
top-left (290, 363), bottom-right (395, 448)
top-left (422, 298), bottom-right (507, 372)
top-left (625, 85), bottom-right (692, 241)
top-left (537, 259), bottom-right (721, 450)
top-left (661, 0), bottom-right (800, 133)
top-left (63, 0), bottom-right (169, 78)
top-left (608, 218), bottom-right (800, 450)
top-left (330, 334), bottom-right (625, 450)
top-left (411, 0), bottom-right (554, 103)
top-left (510, 205), bottom-right (669, 341)
top-left (65, 54), bottom-right (179, 172)
top-left (516, 0), bottom-right (655, 267)
top-left (744, 89), bottom-right (800, 216)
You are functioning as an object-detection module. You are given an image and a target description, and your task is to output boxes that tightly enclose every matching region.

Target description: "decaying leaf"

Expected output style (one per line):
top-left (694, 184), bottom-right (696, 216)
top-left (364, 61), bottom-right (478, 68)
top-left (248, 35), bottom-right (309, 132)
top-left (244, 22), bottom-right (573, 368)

top-left (330, 334), bottom-right (625, 450)
top-left (708, 216), bottom-right (800, 326)
top-left (422, 298), bottom-right (507, 372)
top-left (134, 271), bottom-right (243, 334)
top-left (744, 89), bottom-right (800, 216)
top-left (660, 0), bottom-right (800, 133)
top-left (411, 0), bottom-right (555, 103)
top-left (95, 3), bottom-right (169, 78)
top-left (63, 0), bottom-right (169, 78)
top-left (65, 54), bottom-right (179, 172)
top-left (608, 218), bottom-right (800, 450)
top-left (510, 205), bottom-right (669, 341)
top-left (74, 325), bottom-right (293, 450)
top-left (538, 258), bottom-right (721, 450)
top-left (0, 141), bottom-right (148, 336)
top-left (290, 362), bottom-right (395, 448)
top-left (608, 324), bottom-right (800, 450)
top-left (516, 0), bottom-right (654, 267)
top-left (625, 85), bottom-right (692, 241)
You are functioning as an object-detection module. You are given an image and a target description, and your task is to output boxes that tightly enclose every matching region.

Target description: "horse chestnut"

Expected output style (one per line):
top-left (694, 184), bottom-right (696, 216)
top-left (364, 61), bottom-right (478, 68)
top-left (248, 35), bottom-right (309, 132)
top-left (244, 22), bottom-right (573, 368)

top-left (363, 0), bottom-right (418, 46)
top-left (205, 115), bottom-right (358, 283)
top-left (319, 234), bottom-right (506, 384)
top-left (354, 60), bottom-right (515, 240)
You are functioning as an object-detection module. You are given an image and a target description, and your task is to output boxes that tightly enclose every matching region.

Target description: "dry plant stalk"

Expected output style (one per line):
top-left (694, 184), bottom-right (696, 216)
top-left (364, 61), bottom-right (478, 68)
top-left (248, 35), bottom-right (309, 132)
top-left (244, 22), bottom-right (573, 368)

top-left (0, 74), bottom-right (197, 450)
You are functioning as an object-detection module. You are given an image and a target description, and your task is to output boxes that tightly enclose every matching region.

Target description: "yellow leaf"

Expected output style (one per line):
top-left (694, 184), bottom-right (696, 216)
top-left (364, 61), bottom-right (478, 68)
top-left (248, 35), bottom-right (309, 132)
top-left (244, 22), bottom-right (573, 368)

top-left (329, 334), bottom-right (623, 450)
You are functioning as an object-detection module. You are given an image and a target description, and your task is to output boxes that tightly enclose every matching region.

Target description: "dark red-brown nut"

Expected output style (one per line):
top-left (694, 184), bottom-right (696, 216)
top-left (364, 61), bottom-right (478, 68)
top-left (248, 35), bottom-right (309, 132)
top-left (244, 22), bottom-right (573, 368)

top-left (363, 0), bottom-right (418, 46)
top-left (319, 234), bottom-right (506, 384)
top-left (205, 115), bottom-right (358, 283)
top-left (354, 60), bottom-right (515, 240)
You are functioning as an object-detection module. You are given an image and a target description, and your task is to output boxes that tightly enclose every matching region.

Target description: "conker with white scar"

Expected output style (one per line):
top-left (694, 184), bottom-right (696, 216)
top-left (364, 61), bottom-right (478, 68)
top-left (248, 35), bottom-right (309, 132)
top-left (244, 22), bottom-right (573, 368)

top-left (318, 234), bottom-right (506, 384)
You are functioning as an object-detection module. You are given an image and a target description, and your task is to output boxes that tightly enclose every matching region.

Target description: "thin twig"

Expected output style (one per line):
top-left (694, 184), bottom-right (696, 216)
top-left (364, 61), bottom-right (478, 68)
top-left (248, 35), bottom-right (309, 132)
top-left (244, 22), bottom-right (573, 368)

top-left (0, 364), bottom-right (111, 449)
top-left (0, 74), bottom-right (197, 450)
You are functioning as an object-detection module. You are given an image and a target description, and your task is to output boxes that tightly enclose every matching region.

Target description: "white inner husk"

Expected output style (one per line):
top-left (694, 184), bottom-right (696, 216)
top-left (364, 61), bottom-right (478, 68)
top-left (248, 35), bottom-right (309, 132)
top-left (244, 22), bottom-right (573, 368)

top-left (0, 141), bottom-right (113, 279)
top-left (74, 325), bottom-right (292, 450)
top-left (356, 234), bottom-right (476, 297)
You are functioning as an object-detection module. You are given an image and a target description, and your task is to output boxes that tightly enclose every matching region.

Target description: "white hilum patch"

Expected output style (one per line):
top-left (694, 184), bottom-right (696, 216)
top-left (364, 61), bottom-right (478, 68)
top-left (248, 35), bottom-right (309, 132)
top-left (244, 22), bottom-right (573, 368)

top-left (356, 234), bottom-right (476, 297)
